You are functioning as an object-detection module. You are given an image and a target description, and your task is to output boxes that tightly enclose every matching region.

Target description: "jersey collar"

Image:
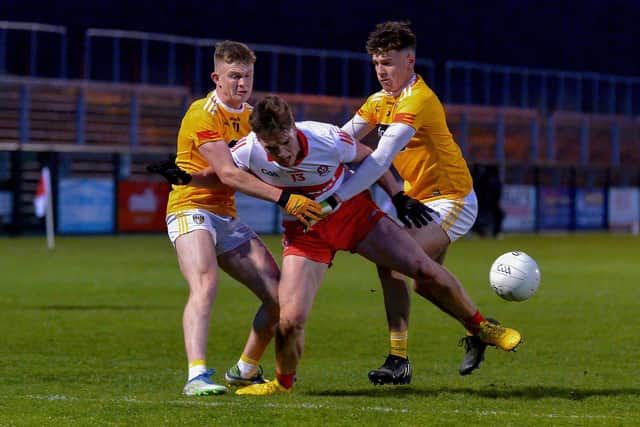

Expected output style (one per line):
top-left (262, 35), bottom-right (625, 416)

top-left (293, 129), bottom-right (309, 166)
top-left (385, 73), bottom-right (418, 98)
top-left (212, 90), bottom-right (246, 113)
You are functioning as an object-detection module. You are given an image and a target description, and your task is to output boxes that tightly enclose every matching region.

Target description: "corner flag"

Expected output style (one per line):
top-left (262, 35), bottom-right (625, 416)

top-left (34, 167), bottom-right (55, 249)
top-left (34, 167), bottom-right (50, 218)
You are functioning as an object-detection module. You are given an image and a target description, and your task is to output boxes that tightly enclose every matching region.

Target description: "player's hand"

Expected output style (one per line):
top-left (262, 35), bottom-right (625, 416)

top-left (391, 191), bottom-right (435, 228)
top-left (146, 155), bottom-right (192, 185)
top-left (277, 192), bottom-right (323, 227)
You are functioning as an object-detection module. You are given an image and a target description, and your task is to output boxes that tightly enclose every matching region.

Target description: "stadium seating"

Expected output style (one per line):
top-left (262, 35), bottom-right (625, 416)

top-left (1, 21), bottom-right (638, 170)
top-left (0, 76), bottom-right (189, 148)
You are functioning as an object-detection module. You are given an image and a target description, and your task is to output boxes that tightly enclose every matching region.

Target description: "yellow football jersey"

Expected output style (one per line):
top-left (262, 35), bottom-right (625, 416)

top-left (166, 91), bottom-right (252, 217)
top-left (356, 74), bottom-right (472, 202)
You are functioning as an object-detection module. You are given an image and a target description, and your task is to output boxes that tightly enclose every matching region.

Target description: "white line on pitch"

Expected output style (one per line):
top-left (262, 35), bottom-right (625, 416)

top-left (14, 394), bottom-right (633, 420)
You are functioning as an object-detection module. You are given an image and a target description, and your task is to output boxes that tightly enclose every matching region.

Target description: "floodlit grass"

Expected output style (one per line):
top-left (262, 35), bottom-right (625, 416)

top-left (0, 233), bottom-right (639, 426)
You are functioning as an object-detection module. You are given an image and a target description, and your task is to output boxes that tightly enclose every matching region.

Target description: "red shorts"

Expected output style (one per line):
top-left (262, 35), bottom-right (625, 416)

top-left (282, 191), bottom-right (386, 264)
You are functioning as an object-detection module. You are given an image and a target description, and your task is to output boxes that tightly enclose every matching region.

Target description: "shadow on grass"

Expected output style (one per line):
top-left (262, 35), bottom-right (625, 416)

top-left (306, 386), bottom-right (640, 401)
top-left (21, 305), bottom-right (176, 311)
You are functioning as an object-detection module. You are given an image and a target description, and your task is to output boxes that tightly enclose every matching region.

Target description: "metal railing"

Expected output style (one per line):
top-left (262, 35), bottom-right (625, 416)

top-left (445, 61), bottom-right (640, 115)
top-left (83, 28), bottom-right (435, 97)
top-left (0, 21), bottom-right (67, 78)
top-left (2, 21), bottom-right (640, 115)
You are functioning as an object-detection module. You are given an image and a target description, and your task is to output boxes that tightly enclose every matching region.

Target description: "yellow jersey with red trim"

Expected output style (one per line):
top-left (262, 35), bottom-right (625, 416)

top-left (166, 91), bottom-right (252, 217)
top-left (356, 74), bottom-right (472, 202)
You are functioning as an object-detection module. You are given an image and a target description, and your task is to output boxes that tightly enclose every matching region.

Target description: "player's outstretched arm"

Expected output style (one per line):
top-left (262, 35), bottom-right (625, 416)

top-left (332, 123), bottom-right (415, 204)
top-left (341, 115), bottom-right (375, 141)
top-left (199, 141), bottom-right (322, 225)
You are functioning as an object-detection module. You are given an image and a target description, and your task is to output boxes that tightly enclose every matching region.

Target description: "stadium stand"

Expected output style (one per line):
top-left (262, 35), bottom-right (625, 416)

top-left (1, 21), bottom-right (639, 235)
top-left (0, 75), bottom-right (188, 148)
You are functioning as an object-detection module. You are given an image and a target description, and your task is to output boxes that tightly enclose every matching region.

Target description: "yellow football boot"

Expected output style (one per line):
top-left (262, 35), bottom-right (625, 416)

top-left (235, 379), bottom-right (291, 396)
top-left (476, 319), bottom-right (522, 351)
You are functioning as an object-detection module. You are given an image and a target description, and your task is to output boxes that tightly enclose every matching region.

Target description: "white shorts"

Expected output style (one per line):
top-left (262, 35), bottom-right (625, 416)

top-left (166, 208), bottom-right (257, 255)
top-left (426, 190), bottom-right (478, 242)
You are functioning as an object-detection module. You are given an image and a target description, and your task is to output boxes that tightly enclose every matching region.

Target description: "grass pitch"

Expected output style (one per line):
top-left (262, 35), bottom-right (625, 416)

top-left (0, 233), bottom-right (639, 426)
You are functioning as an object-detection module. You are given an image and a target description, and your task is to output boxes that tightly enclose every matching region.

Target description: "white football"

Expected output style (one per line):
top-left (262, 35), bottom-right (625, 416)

top-left (489, 251), bottom-right (540, 301)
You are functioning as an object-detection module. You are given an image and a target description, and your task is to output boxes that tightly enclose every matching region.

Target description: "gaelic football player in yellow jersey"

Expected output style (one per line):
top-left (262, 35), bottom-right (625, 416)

top-left (323, 21), bottom-right (522, 383)
top-left (156, 41), bottom-right (322, 396)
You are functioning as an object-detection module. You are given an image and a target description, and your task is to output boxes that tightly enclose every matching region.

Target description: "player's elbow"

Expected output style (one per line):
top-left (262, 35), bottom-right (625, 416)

top-left (216, 166), bottom-right (243, 187)
top-left (370, 150), bottom-right (394, 171)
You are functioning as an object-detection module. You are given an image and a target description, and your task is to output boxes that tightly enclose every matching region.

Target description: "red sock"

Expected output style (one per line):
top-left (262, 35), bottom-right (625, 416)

top-left (276, 372), bottom-right (295, 389)
top-left (464, 310), bottom-right (485, 334)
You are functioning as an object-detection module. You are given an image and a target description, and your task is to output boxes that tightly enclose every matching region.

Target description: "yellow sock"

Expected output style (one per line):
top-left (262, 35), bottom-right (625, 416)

top-left (389, 331), bottom-right (408, 359)
top-left (188, 359), bottom-right (206, 381)
top-left (237, 354), bottom-right (259, 378)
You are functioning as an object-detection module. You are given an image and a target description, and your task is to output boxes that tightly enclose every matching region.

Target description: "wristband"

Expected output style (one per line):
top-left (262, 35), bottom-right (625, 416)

top-left (277, 191), bottom-right (291, 208)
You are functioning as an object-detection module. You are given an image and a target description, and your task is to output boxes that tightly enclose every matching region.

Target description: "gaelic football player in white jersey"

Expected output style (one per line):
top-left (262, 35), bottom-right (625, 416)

top-left (231, 95), bottom-right (521, 396)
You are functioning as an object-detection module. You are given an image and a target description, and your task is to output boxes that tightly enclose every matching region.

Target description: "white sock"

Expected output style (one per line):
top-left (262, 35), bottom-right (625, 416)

top-left (237, 358), bottom-right (258, 378)
top-left (188, 360), bottom-right (207, 381)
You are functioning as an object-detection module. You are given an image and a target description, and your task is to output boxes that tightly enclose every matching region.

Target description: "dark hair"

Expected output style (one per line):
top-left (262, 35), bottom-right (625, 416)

top-left (213, 40), bottom-right (256, 67)
top-left (366, 21), bottom-right (416, 54)
top-left (249, 95), bottom-right (294, 137)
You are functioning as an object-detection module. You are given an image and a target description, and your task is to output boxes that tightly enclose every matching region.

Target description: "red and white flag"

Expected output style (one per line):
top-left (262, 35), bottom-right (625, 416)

top-left (34, 167), bottom-right (50, 218)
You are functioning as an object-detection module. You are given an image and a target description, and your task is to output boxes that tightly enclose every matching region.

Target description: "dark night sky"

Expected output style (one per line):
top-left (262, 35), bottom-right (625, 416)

top-left (1, 0), bottom-right (638, 76)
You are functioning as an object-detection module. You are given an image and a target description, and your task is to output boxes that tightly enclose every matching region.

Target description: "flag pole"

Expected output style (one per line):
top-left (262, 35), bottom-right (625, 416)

top-left (43, 167), bottom-right (55, 249)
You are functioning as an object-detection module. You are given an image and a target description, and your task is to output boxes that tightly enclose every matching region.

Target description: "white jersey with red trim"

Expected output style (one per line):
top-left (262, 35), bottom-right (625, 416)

top-left (231, 121), bottom-right (357, 204)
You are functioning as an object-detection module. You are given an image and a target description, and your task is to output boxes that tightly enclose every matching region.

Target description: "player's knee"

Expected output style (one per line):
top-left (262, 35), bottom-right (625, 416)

top-left (279, 314), bottom-right (305, 337)
top-left (408, 257), bottom-right (438, 282)
top-left (412, 276), bottom-right (435, 295)
top-left (263, 300), bottom-right (280, 324)
top-left (188, 277), bottom-right (217, 303)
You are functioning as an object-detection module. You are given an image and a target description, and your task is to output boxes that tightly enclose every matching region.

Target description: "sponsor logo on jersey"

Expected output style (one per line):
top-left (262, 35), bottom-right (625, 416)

top-left (261, 168), bottom-right (280, 177)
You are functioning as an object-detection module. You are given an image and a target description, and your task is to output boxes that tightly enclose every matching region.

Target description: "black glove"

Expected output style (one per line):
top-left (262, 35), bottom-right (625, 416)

top-left (146, 155), bottom-right (192, 185)
top-left (391, 191), bottom-right (435, 228)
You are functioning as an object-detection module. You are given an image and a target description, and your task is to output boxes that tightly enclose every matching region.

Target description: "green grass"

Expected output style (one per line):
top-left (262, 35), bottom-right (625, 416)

top-left (0, 233), bottom-right (639, 426)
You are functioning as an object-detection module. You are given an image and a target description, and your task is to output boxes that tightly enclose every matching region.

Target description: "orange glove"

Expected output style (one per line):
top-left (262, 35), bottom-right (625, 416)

top-left (277, 192), bottom-right (323, 227)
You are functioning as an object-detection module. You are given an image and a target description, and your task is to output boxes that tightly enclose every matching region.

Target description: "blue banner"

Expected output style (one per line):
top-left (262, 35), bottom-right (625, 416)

top-left (58, 178), bottom-right (114, 233)
top-left (539, 187), bottom-right (571, 229)
top-left (575, 188), bottom-right (605, 229)
top-left (501, 185), bottom-right (536, 232)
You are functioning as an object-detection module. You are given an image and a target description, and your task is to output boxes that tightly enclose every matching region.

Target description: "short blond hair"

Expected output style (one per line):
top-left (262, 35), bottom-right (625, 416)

top-left (213, 40), bottom-right (256, 68)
